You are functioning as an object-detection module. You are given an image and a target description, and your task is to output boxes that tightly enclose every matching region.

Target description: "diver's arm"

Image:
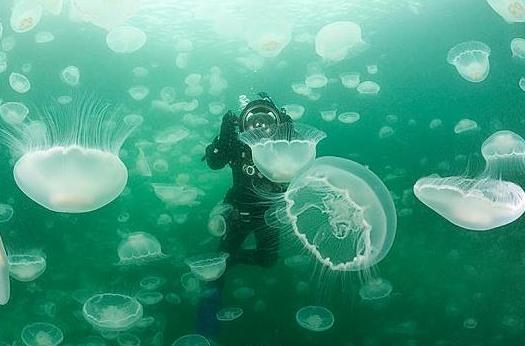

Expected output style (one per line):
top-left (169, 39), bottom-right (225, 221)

top-left (205, 111), bottom-right (238, 170)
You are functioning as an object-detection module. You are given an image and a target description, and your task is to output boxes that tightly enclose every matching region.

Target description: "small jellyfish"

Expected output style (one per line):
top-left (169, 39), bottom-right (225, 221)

top-left (128, 85), bottom-right (150, 101)
top-left (10, 0), bottom-right (43, 33)
top-left (0, 235), bottom-right (9, 305)
top-left (454, 119), bottom-right (479, 134)
top-left (481, 130), bottom-right (525, 179)
top-left (184, 73), bottom-right (202, 86)
top-left (152, 184), bottom-right (200, 206)
top-left (413, 175), bottom-right (525, 230)
top-left (359, 277), bottom-right (393, 300)
top-left (357, 81), bottom-right (380, 95)
top-left (117, 232), bottom-right (167, 265)
top-left (367, 64), bottom-right (379, 75)
top-left (165, 292), bottom-right (181, 305)
top-left (429, 118), bottom-right (443, 129)
top-left (21, 322), bottom-right (63, 346)
top-left (0, 102), bottom-right (29, 125)
top-left (171, 334), bottom-right (210, 346)
top-left (181, 272), bottom-right (201, 294)
top-left (463, 317), bottom-right (478, 329)
top-left (185, 252), bottom-right (229, 281)
top-left (447, 41), bottom-right (491, 83)
top-left (379, 126), bottom-right (394, 139)
top-left (244, 19), bottom-right (291, 58)
top-left (208, 202), bottom-right (232, 237)
top-left (519, 77), bottom-right (525, 92)
top-left (320, 109), bottom-right (337, 122)
top-left (160, 86), bottom-right (176, 103)
top-left (486, 0), bottom-right (525, 23)
top-left (106, 25), bottom-right (147, 54)
top-left (139, 276), bottom-right (166, 291)
top-left (315, 21), bottom-right (366, 62)
top-left (296, 306), bottom-right (334, 332)
top-left (117, 333), bottom-right (141, 346)
top-left (339, 72), bottom-right (360, 89)
top-left (239, 123), bottom-right (326, 183)
top-left (282, 104), bottom-right (305, 121)
top-left (305, 73), bottom-right (328, 89)
top-left (9, 72), bottom-right (31, 94)
top-left (291, 82), bottom-right (312, 96)
top-left (34, 31), bottom-right (55, 44)
top-left (60, 66), bottom-right (80, 87)
top-left (136, 291), bottom-right (163, 305)
top-left (82, 293), bottom-right (143, 331)
top-left (57, 95), bottom-right (72, 105)
top-left (208, 101), bottom-right (226, 116)
top-left (338, 112), bottom-right (360, 124)
top-left (0, 204), bottom-right (14, 223)
top-left (511, 38), bottom-right (525, 58)
top-left (8, 254), bottom-right (46, 282)
top-left (216, 307), bottom-right (243, 321)
top-left (154, 126), bottom-right (190, 145)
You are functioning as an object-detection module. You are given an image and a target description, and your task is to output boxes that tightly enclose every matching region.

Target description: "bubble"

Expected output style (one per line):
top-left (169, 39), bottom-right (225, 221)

top-left (136, 291), bottom-right (163, 305)
top-left (447, 41), bottom-right (491, 83)
top-left (296, 306), bottom-right (334, 332)
top-left (117, 232), bottom-right (167, 265)
top-left (128, 85), bottom-right (150, 101)
top-left (320, 109), bottom-right (337, 122)
top-left (0, 235), bottom-right (9, 305)
top-left (239, 123), bottom-right (326, 183)
top-left (185, 252), bottom-right (229, 281)
top-left (305, 73), bottom-right (328, 89)
top-left (82, 293), bottom-right (143, 332)
top-left (21, 322), bottom-right (63, 346)
top-left (511, 38), bottom-right (525, 58)
top-left (339, 72), bottom-right (360, 89)
top-left (171, 334), bottom-right (210, 346)
top-left (486, 0), bottom-right (525, 23)
top-left (60, 65), bottom-right (80, 87)
top-left (9, 72), bottom-right (31, 94)
top-left (0, 102), bottom-right (29, 125)
top-left (10, 0), bottom-right (43, 33)
top-left (454, 119), bottom-right (479, 134)
top-left (106, 25), bottom-right (147, 54)
top-left (413, 175), bottom-right (525, 230)
top-left (244, 19), bottom-right (291, 58)
top-left (338, 112), bottom-right (360, 124)
top-left (315, 21), bottom-right (366, 62)
top-left (34, 31), bottom-right (55, 44)
top-left (72, 0), bottom-right (140, 30)
top-left (8, 254), bottom-right (46, 282)
top-left (0, 204), bottom-right (13, 223)
top-left (216, 307), bottom-right (243, 321)
top-left (359, 277), bottom-right (393, 300)
top-left (357, 81), bottom-right (380, 95)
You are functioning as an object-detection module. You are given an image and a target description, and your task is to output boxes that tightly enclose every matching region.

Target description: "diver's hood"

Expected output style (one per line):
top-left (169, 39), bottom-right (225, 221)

top-left (239, 99), bottom-right (282, 133)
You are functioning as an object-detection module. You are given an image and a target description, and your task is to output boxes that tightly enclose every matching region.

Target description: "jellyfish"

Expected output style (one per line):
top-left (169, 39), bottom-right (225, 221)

top-left (35, 31), bottom-right (55, 44)
top-left (447, 41), bottom-right (491, 83)
top-left (117, 333), bottom-right (141, 346)
top-left (21, 322), bottom-right (63, 346)
top-left (139, 276), bottom-right (166, 291)
top-left (117, 232), bottom-right (167, 265)
top-left (357, 81), bottom-right (381, 95)
top-left (0, 102), bottom-right (29, 125)
top-left (128, 85), bottom-right (150, 101)
top-left (320, 110), bottom-right (337, 122)
top-left (454, 119), bottom-right (479, 134)
top-left (340, 72), bottom-right (360, 89)
top-left (296, 306), bottom-right (334, 332)
top-left (136, 291), bottom-right (163, 305)
top-left (8, 253), bottom-right (46, 282)
top-left (359, 277), bottom-right (393, 300)
top-left (239, 123), bottom-right (326, 183)
top-left (283, 104), bottom-right (305, 121)
top-left (0, 235), bottom-right (9, 305)
top-left (367, 64), bottom-right (379, 75)
top-left (486, 0), bottom-right (525, 23)
top-left (208, 202), bottom-right (232, 237)
top-left (511, 38), bottom-right (525, 58)
top-left (106, 25), bottom-right (147, 54)
top-left (216, 307), bottom-right (243, 321)
top-left (305, 73), bottom-right (328, 89)
top-left (0, 97), bottom-right (141, 213)
top-left (291, 82), bottom-right (311, 97)
top-left (413, 175), bottom-right (525, 230)
top-left (0, 204), bottom-right (13, 223)
top-left (72, 0), bottom-right (140, 30)
top-left (60, 65), bottom-right (80, 87)
top-left (151, 184), bottom-right (201, 206)
top-left (338, 112), bottom-right (360, 124)
top-left (481, 130), bottom-right (525, 180)
top-left (315, 21), bottom-right (366, 62)
top-left (0, 52), bottom-right (7, 74)
top-left (185, 252), bottom-right (229, 281)
top-left (244, 19), bottom-right (291, 58)
top-left (379, 126), bottom-right (394, 139)
top-left (82, 293), bottom-right (143, 331)
top-left (267, 156), bottom-right (397, 272)
top-left (180, 272), bottom-right (201, 294)
top-left (208, 101), bottom-right (226, 116)
top-left (154, 126), bottom-right (190, 145)
top-left (171, 334), bottom-right (210, 346)
top-left (9, 72), bottom-right (31, 93)
top-left (520, 77), bottom-right (525, 92)
top-left (10, 0), bottom-right (43, 33)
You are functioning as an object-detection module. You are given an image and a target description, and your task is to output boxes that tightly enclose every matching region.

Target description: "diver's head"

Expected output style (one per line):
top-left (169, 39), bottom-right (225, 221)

top-left (239, 96), bottom-right (285, 133)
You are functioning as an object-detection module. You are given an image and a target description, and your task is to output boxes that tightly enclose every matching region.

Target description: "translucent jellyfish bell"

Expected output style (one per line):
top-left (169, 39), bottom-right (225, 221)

top-left (117, 232), bottom-right (167, 265)
top-left (10, 0), bottom-right (43, 33)
top-left (8, 254), bottom-right (46, 282)
top-left (273, 156), bottom-right (397, 271)
top-left (282, 104), bottom-right (305, 121)
top-left (0, 97), bottom-right (140, 213)
top-left (239, 123), bottom-right (326, 183)
top-left (208, 203), bottom-right (232, 237)
top-left (82, 293), bottom-right (143, 332)
top-left (106, 25), bottom-right (147, 54)
top-left (454, 119), bottom-right (479, 134)
top-left (171, 334), bottom-right (210, 346)
top-left (21, 322), bottom-right (63, 346)
top-left (0, 235), bottom-right (9, 305)
top-left (244, 19), bottom-right (292, 58)
top-left (60, 65), bottom-right (80, 87)
top-left (315, 21), bottom-right (366, 62)
top-left (413, 175), bottom-right (525, 231)
top-left (481, 130), bottom-right (525, 179)
top-left (72, 0), bottom-right (141, 30)
top-left (447, 41), bottom-right (491, 83)
top-left (216, 307), bottom-right (243, 322)
top-left (359, 277), bottom-right (393, 300)
top-left (185, 252), bottom-right (229, 281)
top-left (511, 38), bottom-right (525, 58)
top-left (9, 72), bottom-right (31, 93)
top-left (486, 0), bottom-right (525, 23)
top-left (296, 306), bottom-right (334, 332)
top-left (0, 102), bottom-right (29, 125)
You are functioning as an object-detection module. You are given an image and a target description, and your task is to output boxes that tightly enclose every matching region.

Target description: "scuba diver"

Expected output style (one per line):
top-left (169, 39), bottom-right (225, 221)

top-left (196, 93), bottom-right (293, 337)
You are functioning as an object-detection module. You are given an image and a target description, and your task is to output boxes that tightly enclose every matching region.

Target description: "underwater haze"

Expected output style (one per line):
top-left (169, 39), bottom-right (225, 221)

top-left (1, 0), bottom-right (525, 345)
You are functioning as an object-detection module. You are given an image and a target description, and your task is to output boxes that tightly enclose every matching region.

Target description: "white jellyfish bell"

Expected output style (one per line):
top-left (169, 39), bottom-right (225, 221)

top-left (0, 96), bottom-right (142, 213)
top-left (486, 0), bottom-right (525, 23)
top-left (315, 21), bottom-right (367, 62)
top-left (244, 19), bottom-right (292, 58)
top-left (239, 123), bottom-right (326, 183)
top-left (447, 41), bottom-right (491, 83)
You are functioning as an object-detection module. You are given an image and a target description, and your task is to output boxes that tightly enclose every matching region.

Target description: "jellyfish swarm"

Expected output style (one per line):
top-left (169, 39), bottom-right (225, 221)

top-left (269, 157), bottom-right (397, 272)
top-left (414, 175), bottom-right (525, 231)
top-left (185, 252), bottom-right (229, 281)
top-left (315, 21), bottom-right (367, 62)
top-left (0, 235), bottom-right (9, 305)
top-left (239, 123), bottom-right (326, 183)
top-left (447, 41), bottom-right (491, 83)
top-left (0, 97), bottom-right (141, 213)
top-left (82, 293), bottom-right (143, 332)
top-left (480, 130), bottom-right (525, 180)
top-left (486, 0), bottom-right (525, 23)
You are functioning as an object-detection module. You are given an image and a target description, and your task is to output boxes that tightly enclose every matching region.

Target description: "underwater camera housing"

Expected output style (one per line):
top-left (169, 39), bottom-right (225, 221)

top-left (239, 93), bottom-right (286, 134)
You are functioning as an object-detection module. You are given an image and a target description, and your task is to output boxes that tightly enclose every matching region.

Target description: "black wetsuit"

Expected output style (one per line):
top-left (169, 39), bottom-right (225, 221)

top-left (205, 111), bottom-right (291, 267)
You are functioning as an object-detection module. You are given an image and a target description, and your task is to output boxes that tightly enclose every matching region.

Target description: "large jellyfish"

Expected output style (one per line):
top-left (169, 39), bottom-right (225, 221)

top-left (315, 21), bottom-right (367, 62)
top-left (0, 97), bottom-right (141, 213)
top-left (447, 41), bottom-right (491, 83)
top-left (0, 235), bottom-right (9, 305)
top-left (82, 293), bottom-right (143, 331)
top-left (481, 130), bottom-right (525, 180)
top-left (268, 156), bottom-right (397, 272)
top-left (239, 123), bottom-right (326, 183)
top-left (486, 0), bottom-right (525, 23)
top-left (414, 175), bottom-right (525, 231)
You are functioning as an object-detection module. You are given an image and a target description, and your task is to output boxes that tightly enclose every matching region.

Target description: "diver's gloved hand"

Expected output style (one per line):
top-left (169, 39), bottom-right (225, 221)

top-left (218, 111), bottom-right (238, 149)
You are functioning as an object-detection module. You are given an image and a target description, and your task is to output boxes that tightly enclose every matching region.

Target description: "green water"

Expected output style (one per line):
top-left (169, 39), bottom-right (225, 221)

top-left (1, 0), bottom-right (525, 345)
